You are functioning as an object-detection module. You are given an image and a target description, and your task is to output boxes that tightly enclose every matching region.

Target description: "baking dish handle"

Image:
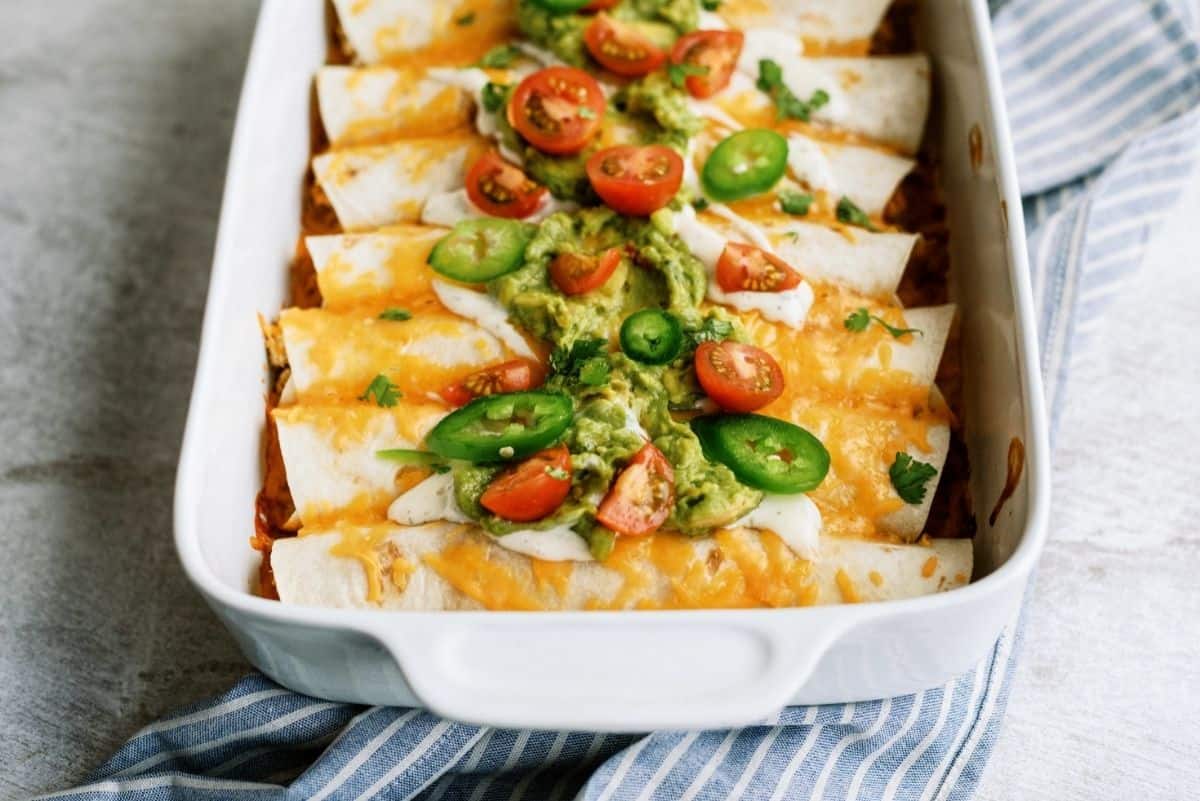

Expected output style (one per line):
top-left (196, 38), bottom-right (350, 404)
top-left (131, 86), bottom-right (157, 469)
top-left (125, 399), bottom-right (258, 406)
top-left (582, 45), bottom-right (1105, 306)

top-left (356, 613), bottom-right (851, 731)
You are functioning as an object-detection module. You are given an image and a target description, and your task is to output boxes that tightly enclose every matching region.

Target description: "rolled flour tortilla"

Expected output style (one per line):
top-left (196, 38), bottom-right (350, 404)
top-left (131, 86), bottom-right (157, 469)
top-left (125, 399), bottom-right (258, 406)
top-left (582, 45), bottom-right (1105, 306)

top-left (277, 307), bottom-right (509, 399)
top-left (721, 52), bottom-right (931, 155)
top-left (305, 227), bottom-right (445, 310)
top-left (331, 0), bottom-right (516, 65)
top-left (272, 403), bottom-right (446, 526)
top-left (316, 66), bottom-right (474, 147)
top-left (271, 522), bottom-right (972, 610)
top-left (717, 0), bottom-right (895, 43)
top-left (312, 135), bottom-right (486, 230)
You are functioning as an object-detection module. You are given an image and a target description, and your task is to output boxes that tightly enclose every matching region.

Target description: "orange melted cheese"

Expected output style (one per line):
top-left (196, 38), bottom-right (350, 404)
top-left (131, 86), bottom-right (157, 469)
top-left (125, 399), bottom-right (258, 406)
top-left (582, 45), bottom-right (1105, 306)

top-left (375, 0), bottom-right (518, 69)
top-left (281, 308), bottom-right (508, 402)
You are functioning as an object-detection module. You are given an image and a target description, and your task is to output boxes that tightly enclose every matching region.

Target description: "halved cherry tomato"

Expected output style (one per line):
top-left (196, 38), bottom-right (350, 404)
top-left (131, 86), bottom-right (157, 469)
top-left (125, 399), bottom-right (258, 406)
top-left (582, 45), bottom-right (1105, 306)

top-left (584, 14), bottom-right (668, 77)
top-left (694, 341), bottom-right (785, 412)
top-left (509, 67), bottom-right (606, 156)
top-left (715, 242), bottom-right (804, 293)
top-left (481, 445), bottom-right (573, 522)
top-left (670, 30), bottom-right (745, 99)
top-left (596, 443), bottom-right (675, 536)
top-left (549, 247), bottom-right (622, 295)
top-left (586, 145), bottom-right (683, 216)
top-left (583, 0), bottom-right (620, 9)
top-left (465, 150), bottom-right (547, 219)
top-left (439, 359), bottom-right (546, 407)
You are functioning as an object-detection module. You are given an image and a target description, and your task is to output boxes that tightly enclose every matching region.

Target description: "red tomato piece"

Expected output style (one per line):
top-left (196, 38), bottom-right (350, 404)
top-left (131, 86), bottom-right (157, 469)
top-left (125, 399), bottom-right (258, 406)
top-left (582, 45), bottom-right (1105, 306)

top-left (508, 67), bottom-right (606, 155)
top-left (465, 150), bottom-right (547, 219)
top-left (481, 446), bottom-right (573, 522)
top-left (669, 30), bottom-right (744, 99)
top-left (549, 247), bottom-right (623, 296)
top-left (596, 443), bottom-right (675, 536)
top-left (715, 242), bottom-right (804, 293)
top-left (584, 14), bottom-right (668, 77)
top-left (694, 341), bottom-right (785, 413)
top-left (439, 359), bottom-right (546, 407)
top-left (585, 145), bottom-right (684, 216)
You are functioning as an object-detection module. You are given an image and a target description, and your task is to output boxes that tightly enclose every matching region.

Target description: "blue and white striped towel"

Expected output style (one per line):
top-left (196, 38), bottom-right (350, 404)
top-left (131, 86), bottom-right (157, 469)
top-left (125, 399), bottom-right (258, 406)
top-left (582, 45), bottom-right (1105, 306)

top-left (40, 1), bottom-right (1200, 798)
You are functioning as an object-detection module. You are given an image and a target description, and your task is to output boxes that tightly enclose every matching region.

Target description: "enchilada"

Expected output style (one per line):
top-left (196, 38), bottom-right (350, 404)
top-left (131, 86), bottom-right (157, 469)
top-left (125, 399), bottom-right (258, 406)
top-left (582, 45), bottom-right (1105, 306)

top-left (255, 0), bottom-right (975, 611)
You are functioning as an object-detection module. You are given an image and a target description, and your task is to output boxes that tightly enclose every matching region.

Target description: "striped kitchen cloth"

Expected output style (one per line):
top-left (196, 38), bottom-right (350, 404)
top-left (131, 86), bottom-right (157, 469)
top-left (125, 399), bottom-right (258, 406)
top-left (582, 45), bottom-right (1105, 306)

top-left (38, 1), bottom-right (1200, 799)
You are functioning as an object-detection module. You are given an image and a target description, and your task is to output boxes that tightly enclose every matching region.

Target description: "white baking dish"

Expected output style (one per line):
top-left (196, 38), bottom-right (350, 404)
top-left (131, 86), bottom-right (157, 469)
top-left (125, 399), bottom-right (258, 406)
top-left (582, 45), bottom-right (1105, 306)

top-left (174, 0), bottom-right (1050, 731)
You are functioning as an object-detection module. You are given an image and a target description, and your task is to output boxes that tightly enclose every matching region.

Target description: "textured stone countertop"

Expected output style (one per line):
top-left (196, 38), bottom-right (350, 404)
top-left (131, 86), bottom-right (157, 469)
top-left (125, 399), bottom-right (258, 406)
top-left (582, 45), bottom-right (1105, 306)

top-left (1, 2), bottom-right (1196, 799)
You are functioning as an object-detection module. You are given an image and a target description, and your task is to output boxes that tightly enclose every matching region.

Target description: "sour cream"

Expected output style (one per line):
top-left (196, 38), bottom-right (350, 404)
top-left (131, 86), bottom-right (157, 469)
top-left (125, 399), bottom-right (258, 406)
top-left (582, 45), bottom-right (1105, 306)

top-left (387, 472), bottom-right (594, 562)
top-left (734, 493), bottom-right (822, 561)
top-left (431, 280), bottom-right (537, 360)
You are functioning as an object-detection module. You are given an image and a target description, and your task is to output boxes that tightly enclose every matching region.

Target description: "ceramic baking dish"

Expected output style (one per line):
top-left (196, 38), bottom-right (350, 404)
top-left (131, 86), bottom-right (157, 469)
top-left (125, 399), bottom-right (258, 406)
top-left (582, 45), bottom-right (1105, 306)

top-left (173, 0), bottom-right (1050, 731)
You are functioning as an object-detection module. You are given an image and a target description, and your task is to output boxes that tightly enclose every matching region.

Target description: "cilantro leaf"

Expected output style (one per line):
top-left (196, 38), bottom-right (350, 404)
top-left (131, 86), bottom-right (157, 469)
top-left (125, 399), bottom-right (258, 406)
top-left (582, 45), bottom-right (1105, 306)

top-left (668, 62), bottom-right (710, 90)
top-left (477, 44), bottom-right (520, 68)
top-left (481, 82), bottom-right (509, 114)
top-left (692, 197), bottom-right (710, 212)
top-left (889, 452), bottom-right (938, 504)
top-left (756, 60), bottom-right (829, 121)
top-left (378, 307), bottom-right (412, 321)
top-left (778, 190), bottom-right (814, 216)
top-left (836, 197), bottom-right (879, 231)
top-left (701, 0), bottom-right (722, 9)
top-left (550, 337), bottom-right (611, 387)
top-left (843, 307), bottom-right (923, 338)
top-left (455, 11), bottom-right (475, 25)
top-left (359, 374), bottom-right (401, 407)
top-left (843, 307), bottom-right (871, 332)
top-left (684, 316), bottom-right (735, 352)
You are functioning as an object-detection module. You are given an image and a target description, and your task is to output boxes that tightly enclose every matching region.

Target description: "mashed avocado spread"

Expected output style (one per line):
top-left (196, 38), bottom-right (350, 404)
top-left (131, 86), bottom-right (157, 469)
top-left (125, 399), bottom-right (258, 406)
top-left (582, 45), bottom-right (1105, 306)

top-left (454, 206), bottom-right (762, 552)
top-left (517, 0), bottom-right (698, 66)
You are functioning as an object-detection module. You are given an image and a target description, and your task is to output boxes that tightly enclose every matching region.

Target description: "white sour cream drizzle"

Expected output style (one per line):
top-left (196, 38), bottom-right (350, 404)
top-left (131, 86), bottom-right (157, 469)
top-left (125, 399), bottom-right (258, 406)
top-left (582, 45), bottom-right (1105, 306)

top-left (733, 493), bottom-right (823, 561)
top-left (785, 134), bottom-right (838, 195)
top-left (431, 280), bottom-right (537, 360)
top-left (671, 205), bottom-right (815, 328)
top-left (387, 472), bottom-right (594, 562)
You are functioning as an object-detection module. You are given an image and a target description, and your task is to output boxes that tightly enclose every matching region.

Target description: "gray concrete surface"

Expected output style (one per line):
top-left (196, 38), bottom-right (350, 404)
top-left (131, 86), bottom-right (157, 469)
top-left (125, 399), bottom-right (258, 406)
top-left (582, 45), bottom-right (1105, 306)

top-left (0, 3), bottom-right (256, 797)
top-left (1, 2), bottom-right (1198, 799)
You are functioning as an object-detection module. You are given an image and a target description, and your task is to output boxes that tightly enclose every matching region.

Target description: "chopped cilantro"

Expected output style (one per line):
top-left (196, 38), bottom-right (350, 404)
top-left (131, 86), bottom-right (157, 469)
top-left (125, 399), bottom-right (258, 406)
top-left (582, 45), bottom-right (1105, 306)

top-left (684, 316), bottom-right (734, 351)
top-left (692, 197), bottom-right (710, 212)
top-left (778, 190), bottom-right (814, 216)
top-left (667, 62), bottom-right (710, 90)
top-left (481, 82), bottom-right (509, 113)
top-left (889, 452), bottom-right (938, 504)
top-left (756, 59), bottom-right (829, 121)
top-left (359, 374), bottom-right (401, 407)
top-left (701, 0), bottom-right (722, 9)
top-left (455, 11), bottom-right (475, 25)
top-left (378, 307), bottom-right (412, 321)
top-left (836, 196), bottom-right (879, 231)
top-left (843, 307), bottom-right (923, 338)
top-left (477, 44), bottom-right (520, 68)
top-left (550, 337), bottom-right (611, 387)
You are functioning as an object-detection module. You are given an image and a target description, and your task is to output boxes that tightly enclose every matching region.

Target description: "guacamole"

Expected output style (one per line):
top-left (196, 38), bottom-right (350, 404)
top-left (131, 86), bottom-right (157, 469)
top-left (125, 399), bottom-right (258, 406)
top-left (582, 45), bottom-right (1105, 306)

top-left (455, 205), bottom-right (761, 545)
top-left (517, 0), bottom-right (698, 65)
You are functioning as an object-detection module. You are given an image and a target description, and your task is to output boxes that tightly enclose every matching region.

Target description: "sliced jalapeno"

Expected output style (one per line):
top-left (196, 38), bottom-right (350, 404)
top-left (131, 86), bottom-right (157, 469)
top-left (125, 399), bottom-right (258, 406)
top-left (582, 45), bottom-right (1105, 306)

top-left (691, 413), bottom-right (829, 493)
top-left (428, 218), bottom-right (533, 283)
top-left (425, 390), bottom-right (574, 462)
top-left (620, 309), bottom-right (684, 365)
top-left (701, 129), bottom-right (789, 202)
